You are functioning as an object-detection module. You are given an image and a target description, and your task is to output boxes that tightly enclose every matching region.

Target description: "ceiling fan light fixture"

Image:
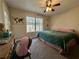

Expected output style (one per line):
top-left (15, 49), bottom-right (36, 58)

top-left (46, 7), bottom-right (49, 12)
top-left (46, 7), bottom-right (52, 12)
top-left (43, 0), bottom-right (60, 13)
top-left (49, 7), bottom-right (52, 11)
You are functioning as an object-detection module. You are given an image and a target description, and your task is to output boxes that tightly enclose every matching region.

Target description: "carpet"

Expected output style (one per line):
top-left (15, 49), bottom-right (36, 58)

top-left (28, 39), bottom-right (68, 59)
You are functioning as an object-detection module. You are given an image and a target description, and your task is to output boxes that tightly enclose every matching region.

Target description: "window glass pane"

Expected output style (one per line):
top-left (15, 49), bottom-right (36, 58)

top-left (26, 16), bottom-right (35, 32)
top-left (36, 18), bottom-right (43, 24)
top-left (26, 16), bottom-right (43, 32)
top-left (27, 17), bottom-right (35, 24)
top-left (27, 25), bottom-right (35, 32)
top-left (36, 25), bottom-right (40, 31)
top-left (36, 18), bottom-right (43, 31)
top-left (27, 17), bottom-right (34, 22)
top-left (32, 25), bottom-right (35, 32)
top-left (40, 25), bottom-right (43, 31)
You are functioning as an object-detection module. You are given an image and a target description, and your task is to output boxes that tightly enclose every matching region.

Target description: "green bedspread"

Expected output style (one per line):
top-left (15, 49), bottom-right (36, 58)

top-left (37, 30), bottom-right (77, 51)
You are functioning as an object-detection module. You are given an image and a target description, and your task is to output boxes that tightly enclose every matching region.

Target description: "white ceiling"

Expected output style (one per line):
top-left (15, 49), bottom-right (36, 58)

top-left (5, 0), bottom-right (79, 16)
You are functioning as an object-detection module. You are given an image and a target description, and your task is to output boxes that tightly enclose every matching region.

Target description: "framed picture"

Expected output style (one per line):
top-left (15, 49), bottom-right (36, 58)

top-left (13, 17), bottom-right (24, 24)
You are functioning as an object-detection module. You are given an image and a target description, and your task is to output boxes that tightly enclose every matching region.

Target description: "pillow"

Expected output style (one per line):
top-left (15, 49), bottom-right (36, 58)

top-left (52, 25), bottom-right (74, 32)
top-left (56, 28), bottom-right (73, 32)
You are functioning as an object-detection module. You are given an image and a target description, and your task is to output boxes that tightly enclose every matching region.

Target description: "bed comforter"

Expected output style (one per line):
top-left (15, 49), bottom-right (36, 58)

top-left (37, 30), bottom-right (77, 51)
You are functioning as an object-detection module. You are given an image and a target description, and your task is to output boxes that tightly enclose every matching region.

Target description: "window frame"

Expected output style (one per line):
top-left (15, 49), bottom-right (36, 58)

top-left (26, 16), bottom-right (43, 32)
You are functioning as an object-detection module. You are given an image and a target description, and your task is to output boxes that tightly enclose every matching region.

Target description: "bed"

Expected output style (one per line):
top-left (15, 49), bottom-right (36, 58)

top-left (37, 30), bottom-right (78, 53)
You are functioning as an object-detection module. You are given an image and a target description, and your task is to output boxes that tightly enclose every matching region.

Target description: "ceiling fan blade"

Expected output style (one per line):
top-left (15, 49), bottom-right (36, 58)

top-left (53, 3), bottom-right (60, 6)
top-left (52, 9), bottom-right (55, 11)
top-left (44, 9), bottom-right (46, 13)
top-left (46, 0), bottom-right (48, 6)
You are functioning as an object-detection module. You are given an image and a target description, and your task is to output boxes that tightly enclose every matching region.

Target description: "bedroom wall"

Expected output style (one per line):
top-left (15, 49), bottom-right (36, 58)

top-left (9, 7), bottom-right (50, 38)
top-left (50, 6), bottom-right (79, 32)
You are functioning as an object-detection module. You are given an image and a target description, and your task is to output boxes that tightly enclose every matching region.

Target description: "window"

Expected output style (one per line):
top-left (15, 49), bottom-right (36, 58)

top-left (36, 18), bottom-right (43, 31)
top-left (26, 16), bottom-right (43, 32)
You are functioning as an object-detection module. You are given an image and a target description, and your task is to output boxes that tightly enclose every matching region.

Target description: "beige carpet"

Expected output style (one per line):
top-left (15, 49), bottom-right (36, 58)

top-left (29, 39), bottom-right (68, 59)
top-left (28, 39), bottom-right (79, 59)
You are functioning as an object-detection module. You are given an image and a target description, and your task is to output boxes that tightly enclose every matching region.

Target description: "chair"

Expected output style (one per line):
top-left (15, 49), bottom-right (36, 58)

top-left (9, 37), bottom-right (32, 59)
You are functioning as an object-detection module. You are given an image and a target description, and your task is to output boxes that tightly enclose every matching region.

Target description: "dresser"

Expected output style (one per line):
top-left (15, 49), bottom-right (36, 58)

top-left (0, 35), bottom-right (14, 59)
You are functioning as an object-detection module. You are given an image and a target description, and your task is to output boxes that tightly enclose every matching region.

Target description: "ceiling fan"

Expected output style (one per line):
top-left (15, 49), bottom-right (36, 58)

top-left (40, 0), bottom-right (61, 13)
